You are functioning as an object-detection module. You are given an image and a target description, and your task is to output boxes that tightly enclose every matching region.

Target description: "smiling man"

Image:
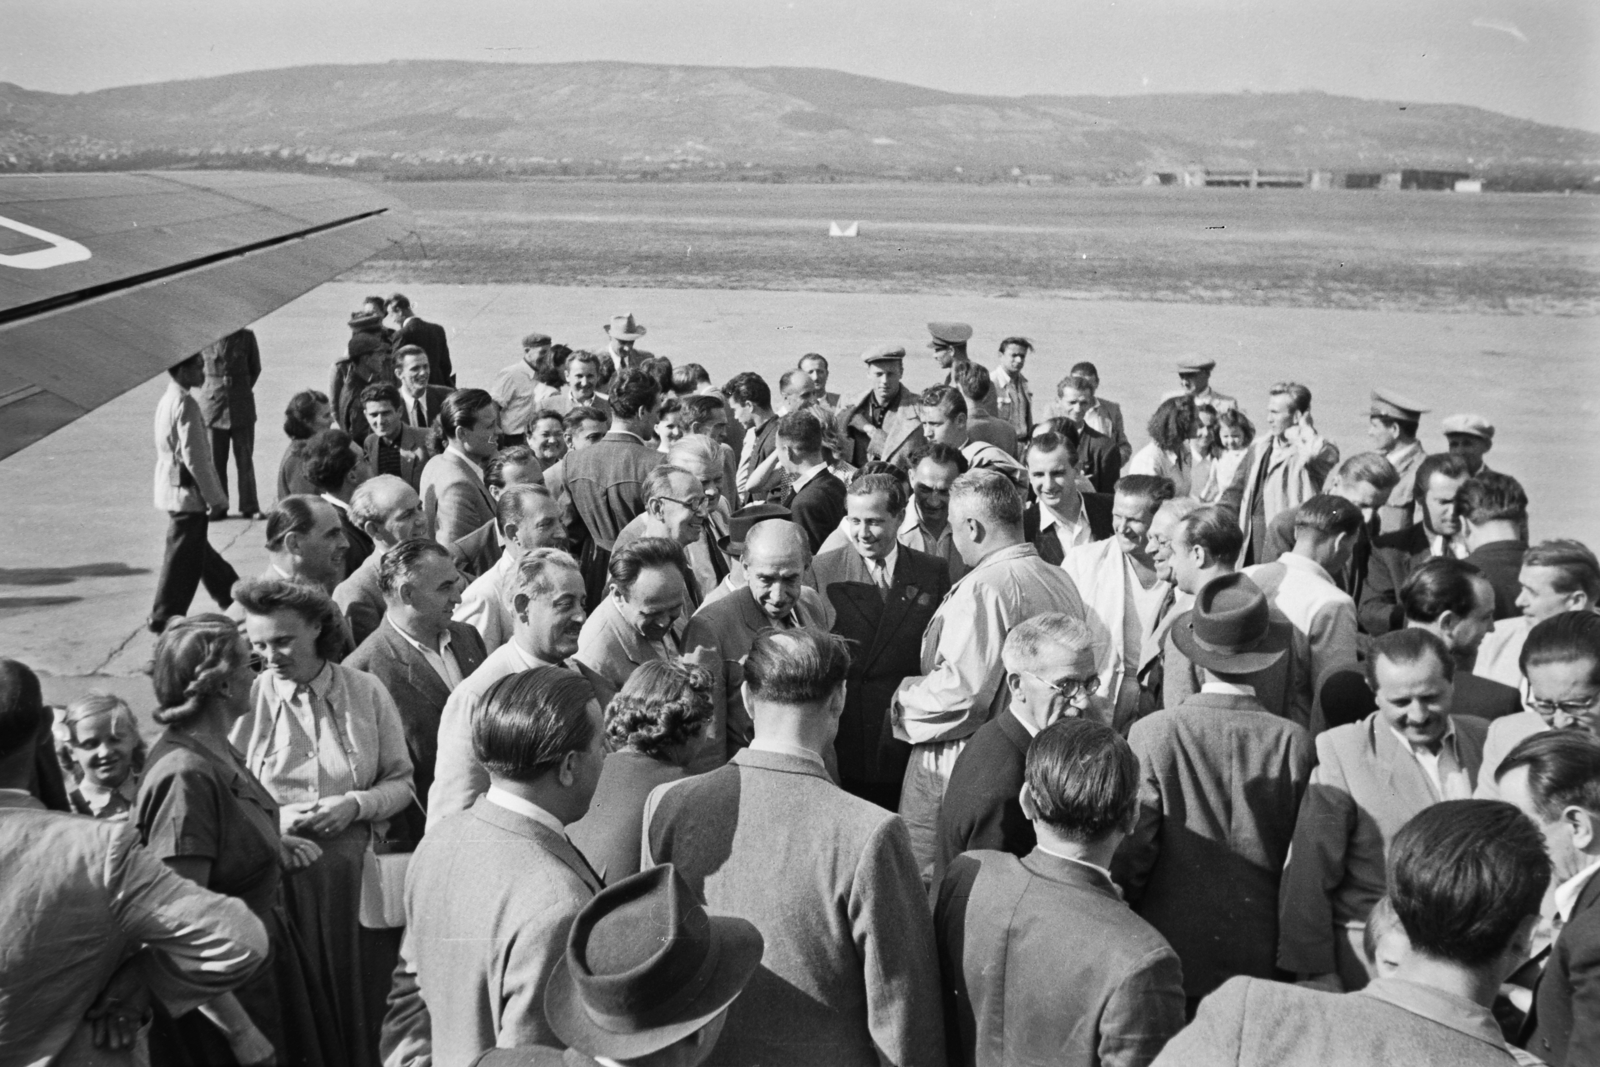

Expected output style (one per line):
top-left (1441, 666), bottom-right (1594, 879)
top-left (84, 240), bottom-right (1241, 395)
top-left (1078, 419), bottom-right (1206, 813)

top-left (576, 537), bottom-right (693, 712)
top-left (455, 484), bottom-right (568, 654)
top-left (812, 473), bottom-right (951, 809)
top-left (1022, 430), bottom-right (1112, 565)
top-left (838, 343), bottom-right (925, 470)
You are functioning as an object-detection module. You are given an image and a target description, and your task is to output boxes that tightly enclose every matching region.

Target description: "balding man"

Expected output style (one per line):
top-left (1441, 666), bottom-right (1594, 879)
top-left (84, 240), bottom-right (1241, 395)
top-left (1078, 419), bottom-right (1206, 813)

top-left (663, 434), bottom-right (735, 595)
top-left (454, 484), bottom-right (567, 653)
top-left (681, 520), bottom-right (832, 775)
top-left (935, 614), bottom-right (1100, 881)
top-left (894, 469), bottom-right (1087, 877)
top-left (575, 537), bottom-right (694, 710)
top-left (333, 475), bottom-right (430, 646)
top-left (611, 464), bottom-right (721, 610)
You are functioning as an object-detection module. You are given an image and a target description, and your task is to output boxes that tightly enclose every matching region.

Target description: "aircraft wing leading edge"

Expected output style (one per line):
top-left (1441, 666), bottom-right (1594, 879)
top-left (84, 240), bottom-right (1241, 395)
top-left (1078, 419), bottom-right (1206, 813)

top-left (0, 171), bottom-right (413, 462)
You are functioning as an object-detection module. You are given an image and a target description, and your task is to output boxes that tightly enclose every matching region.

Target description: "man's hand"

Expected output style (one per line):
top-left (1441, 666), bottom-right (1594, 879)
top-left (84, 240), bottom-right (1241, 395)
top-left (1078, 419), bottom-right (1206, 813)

top-left (86, 954), bottom-right (153, 1050)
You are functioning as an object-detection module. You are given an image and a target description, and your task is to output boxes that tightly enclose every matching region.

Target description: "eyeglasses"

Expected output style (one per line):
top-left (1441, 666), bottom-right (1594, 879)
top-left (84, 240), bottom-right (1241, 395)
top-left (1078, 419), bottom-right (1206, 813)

top-left (1024, 670), bottom-right (1099, 699)
top-left (661, 495), bottom-right (712, 516)
top-left (1527, 693), bottom-right (1600, 725)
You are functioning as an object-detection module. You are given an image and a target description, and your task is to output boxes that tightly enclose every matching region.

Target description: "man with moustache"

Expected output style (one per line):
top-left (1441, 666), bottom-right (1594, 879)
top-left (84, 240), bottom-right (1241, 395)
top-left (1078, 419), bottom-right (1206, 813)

top-left (1021, 430), bottom-right (1112, 565)
top-left (681, 520), bottom-right (832, 774)
top-left (393, 346), bottom-right (452, 430)
top-left (456, 484), bottom-right (569, 654)
top-left (900, 443), bottom-right (970, 583)
top-left (333, 474), bottom-right (431, 646)
top-left (1361, 453), bottom-right (1473, 635)
top-left (838, 344), bottom-right (926, 470)
top-left (427, 549), bottom-right (604, 827)
top-left (812, 474), bottom-right (951, 810)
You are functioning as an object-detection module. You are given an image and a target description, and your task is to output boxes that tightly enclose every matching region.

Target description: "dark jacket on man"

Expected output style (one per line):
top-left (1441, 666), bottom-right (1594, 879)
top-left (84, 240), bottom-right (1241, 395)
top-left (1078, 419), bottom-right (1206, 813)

top-left (787, 469), bottom-right (848, 556)
top-left (198, 329), bottom-right (260, 430)
top-left (1361, 524), bottom-right (1438, 636)
top-left (1022, 495), bottom-right (1113, 565)
top-left (1465, 539), bottom-right (1529, 621)
top-left (396, 315), bottom-right (454, 387)
top-left (935, 710), bottom-right (1034, 886)
top-left (1077, 424), bottom-right (1123, 496)
top-left (1524, 867), bottom-right (1600, 1067)
top-left (450, 519), bottom-right (504, 583)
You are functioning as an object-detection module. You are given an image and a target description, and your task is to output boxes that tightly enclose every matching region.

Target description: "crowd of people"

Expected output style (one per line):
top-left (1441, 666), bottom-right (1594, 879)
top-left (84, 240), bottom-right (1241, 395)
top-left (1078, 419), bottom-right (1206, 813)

top-left (5, 291), bottom-right (1600, 1067)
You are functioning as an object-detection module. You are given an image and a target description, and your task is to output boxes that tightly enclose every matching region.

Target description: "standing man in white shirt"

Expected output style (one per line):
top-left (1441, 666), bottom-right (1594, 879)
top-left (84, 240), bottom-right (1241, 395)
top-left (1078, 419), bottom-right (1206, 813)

top-left (990, 336), bottom-right (1034, 440)
top-left (492, 332), bottom-right (558, 445)
top-left (1246, 494), bottom-right (1363, 733)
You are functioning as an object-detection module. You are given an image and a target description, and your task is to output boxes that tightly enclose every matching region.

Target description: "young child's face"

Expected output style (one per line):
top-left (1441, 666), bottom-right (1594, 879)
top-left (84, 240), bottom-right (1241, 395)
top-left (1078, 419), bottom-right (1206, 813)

top-left (1219, 425), bottom-right (1247, 451)
top-left (71, 713), bottom-right (137, 789)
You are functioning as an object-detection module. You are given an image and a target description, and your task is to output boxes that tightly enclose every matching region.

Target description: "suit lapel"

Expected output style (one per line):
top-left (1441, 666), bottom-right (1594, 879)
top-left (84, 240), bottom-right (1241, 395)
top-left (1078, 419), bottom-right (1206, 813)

top-left (869, 554), bottom-right (925, 663)
top-left (1373, 717), bottom-right (1441, 809)
top-left (388, 624), bottom-right (452, 709)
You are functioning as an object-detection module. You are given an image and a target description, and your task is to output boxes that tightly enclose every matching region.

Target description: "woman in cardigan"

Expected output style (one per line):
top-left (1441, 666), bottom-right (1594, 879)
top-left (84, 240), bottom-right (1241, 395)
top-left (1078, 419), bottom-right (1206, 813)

top-left (566, 658), bottom-right (712, 884)
top-left (136, 613), bottom-right (341, 1066)
top-left (230, 578), bottom-right (414, 1067)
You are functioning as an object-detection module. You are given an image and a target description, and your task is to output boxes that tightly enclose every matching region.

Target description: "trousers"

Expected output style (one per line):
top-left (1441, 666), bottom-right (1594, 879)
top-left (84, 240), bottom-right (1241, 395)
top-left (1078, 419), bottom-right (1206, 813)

top-left (209, 422), bottom-right (260, 514)
top-left (897, 736), bottom-right (969, 884)
top-left (151, 512), bottom-right (239, 627)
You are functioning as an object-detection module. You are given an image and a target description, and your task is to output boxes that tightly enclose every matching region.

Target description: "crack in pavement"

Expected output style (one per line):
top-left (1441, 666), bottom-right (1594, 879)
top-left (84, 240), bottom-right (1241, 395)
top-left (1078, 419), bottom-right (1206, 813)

top-left (87, 517), bottom-right (260, 677)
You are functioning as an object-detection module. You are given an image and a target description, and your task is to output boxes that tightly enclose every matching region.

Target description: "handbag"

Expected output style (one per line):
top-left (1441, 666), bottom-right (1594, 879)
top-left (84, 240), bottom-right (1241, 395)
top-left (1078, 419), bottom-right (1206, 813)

top-left (359, 788), bottom-right (423, 930)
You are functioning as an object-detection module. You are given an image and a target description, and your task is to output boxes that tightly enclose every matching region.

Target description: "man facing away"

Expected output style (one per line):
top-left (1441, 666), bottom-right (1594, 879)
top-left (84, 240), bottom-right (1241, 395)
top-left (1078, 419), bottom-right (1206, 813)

top-left (812, 473), bottom-right (952, 810)
top-left (642, 628), bottom-right (945, 1067)
top-left (197, 327), bottom-right (263, 520)
top-left (1157, 800), bottom-right (1551, 1067)
top-left (383, 667), bottom-right (606, 1066)
top-left (937, 717), bottom-right (1185, 1067)
top-left (1458, 470), bottom-right (1533, 621)
top-left (775, 409), bottom-right (847, 554)
top-left (1278, 628), bottom-right (1490, 991)
top-left (346, 538), bottom-right (487, 838)
top-left (1114, 572), bottom-right (1314, 1009)
top-left (935, 614), bottom-right (1100, 883)
top-left (894, 469), bottom-right (1086, 878)
top-left (388, 292), bottom-right (453, 387)
top-left (1218, 381), bottom-right (1340, 568)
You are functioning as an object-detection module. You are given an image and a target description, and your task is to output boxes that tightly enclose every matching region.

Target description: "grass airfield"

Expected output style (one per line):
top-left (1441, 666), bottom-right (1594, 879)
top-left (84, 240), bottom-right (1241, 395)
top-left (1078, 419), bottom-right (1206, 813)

top-left (2, 180), bottom-right (1597, 720)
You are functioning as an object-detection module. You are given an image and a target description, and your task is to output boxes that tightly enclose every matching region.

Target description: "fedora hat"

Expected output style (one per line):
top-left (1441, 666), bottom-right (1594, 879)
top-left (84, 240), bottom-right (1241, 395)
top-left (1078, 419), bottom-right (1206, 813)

top-left (348, 308), bottom-right (384, 329)
top-left (1170, 572), bottom-right (1285, 675)
top-left (545, 864), bottom-right (764, 1059)
top-left (605, 313), bottom-right (648, 341)
top-left (726, 502), bottom-right (790, 556)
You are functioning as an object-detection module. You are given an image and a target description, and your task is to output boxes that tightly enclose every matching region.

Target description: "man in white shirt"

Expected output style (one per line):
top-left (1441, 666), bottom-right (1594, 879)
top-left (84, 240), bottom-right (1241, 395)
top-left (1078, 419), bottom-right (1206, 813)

top-left (429, 548), bottom-right (596, 827)
top-left (990, 336), bottom-right (1034, 439)
top-left (902, 444), bottom-right (971, 583)
top-left (491, 332), bottom-right (557, 442)
top-left (1246, 494), bottom-right (1363, 733)
top-left (1476, 539), bottom-right (1600, 690)
top-left (456, 485), bottom-right (568, 653)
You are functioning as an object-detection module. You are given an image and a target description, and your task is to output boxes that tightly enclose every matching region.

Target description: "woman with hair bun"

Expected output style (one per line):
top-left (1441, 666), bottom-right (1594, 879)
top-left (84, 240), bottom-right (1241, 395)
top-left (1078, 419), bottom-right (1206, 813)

top-left (566, 658), bottom-right (713, 883)
top-left (230, 577), bottom-right (414, 1066)
top-left (135, 613), bottom-right (340, 1067)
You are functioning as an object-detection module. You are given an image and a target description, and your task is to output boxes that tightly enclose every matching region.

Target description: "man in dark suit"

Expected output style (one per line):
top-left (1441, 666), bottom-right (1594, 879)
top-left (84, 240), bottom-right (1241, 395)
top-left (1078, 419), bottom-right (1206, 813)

top-left (301, 427), bottom-right (375, 579)
top-left (812, 473), bottom-right (950, 810)
top-left (1158, 801), bottom-right (1550, 1067)
top-left (1052, 374), bottom-right (1124, 495)
top-left (347, 539), bottom-right (487, 841)
top-left (775, 409), bottom-right (846, 555)
top-left (1114, 572), bottom-right (1315, 1009)
top-left (1495, 732), bottom-right (1600, 1067)
top-left (935, 613), bottom-right (1100, 882)
top-left (1361, 453), bottom-right (1472, 635)
top-left (1020, 428), bottom-right (1112, 564)
top-left (642, 628), bottom-right (944, 1067)
top-left (360, 383), bottom-right (434, 492)
top-left (382, 664), bottom-right (605, 1066)
top-left (937, 717), bottom-right (1186, 1067)
top-left (394, 345), bottom-right (453, 429)
top-left (1458, 471), bottom-right (1531, 621)
top-left (198, 327), bottom-right (263, 520)
top-left (389, 293), bottom-right (454, 386)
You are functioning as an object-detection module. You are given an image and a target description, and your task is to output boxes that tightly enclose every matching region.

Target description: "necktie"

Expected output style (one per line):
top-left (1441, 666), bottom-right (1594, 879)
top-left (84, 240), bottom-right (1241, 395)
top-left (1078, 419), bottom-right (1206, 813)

top-left (411, 397), bottom-right (426, 427)
top-left (872, 559), bottom-right (890, 591)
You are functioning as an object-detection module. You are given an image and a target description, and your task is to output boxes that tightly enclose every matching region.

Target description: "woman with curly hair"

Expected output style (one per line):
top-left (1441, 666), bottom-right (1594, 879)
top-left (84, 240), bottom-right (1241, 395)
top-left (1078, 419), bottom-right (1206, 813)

top-left (135, 613), bottom-right (341, 1066)
top-left (567, 657), bottom-right (713, 883)
top-left (229, 577), bottom-right (414, 1066)
top-left (276, 389), bottom-right (334, 502)
top-left (1127, 395), bottom-right (1200, 497)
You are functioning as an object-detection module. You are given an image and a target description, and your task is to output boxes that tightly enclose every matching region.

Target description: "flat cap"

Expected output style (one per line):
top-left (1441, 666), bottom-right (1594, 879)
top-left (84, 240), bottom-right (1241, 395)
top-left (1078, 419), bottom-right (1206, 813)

top-left (860, 342), bottom-right (907, 366)
top-left (1441, 413), bottom-right (1494, 441)
top-left (1369, 389), bottom-right (1429, 422)
top-left (727, 502), bottom-right (791, 552)
top-left (522, 332), bottom-right (553, 348)
top-left (1176, 357), bottom-right (1216, 374)
top-left (926, 322), bottom-right (973, 345)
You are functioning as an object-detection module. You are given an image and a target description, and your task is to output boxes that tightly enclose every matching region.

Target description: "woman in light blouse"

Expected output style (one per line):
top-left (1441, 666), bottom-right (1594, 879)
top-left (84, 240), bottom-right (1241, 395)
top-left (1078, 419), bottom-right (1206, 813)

top-left (230, 577), bottom-right (413, 1067)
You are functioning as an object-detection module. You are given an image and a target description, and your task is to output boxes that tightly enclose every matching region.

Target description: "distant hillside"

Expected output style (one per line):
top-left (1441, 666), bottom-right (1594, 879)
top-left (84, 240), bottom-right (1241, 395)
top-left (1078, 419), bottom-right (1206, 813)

top-left (3, 61), bottom-right (1597, 186)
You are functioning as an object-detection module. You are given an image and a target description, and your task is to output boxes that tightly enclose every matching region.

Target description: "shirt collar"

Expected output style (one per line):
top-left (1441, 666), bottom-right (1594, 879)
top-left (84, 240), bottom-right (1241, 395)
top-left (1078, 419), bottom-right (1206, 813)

top-left (1358, 978), bottom-right (1510, 1053)
top-left (790, 463), bottom-right (827, 492)
top-left (485, 785), bottom-right (567, 832)
top-left (869, 543), bottom-right (900, 579)
top-left (320, 493), bottom-right (351, 514)
top-left (1555, 857), bottom-right (1600, 923)
top-left (391, 619), bottom-right (452, 658)
top-left (267, 660), bottom-right (333, 703)
top-left (509, 640), bottom-right (563, 672)
top-left (972, 543), bottom-right (1039, 572)
top-left (610, 429), bottom-right (647, 446)
top-left (1279, 551), bottom-right (1336, 585)
top-left (1390, 718), bottom-right (1457, 758)
top-left (747, 736), bottom-right (827, 770)
top-left (75, 774), bottom-right (139, 813)
top-left (1038, 493), bottom-right (1084, 532)
top-left (1033, 843), bottom-right (1117, 886)
top-left (1201, 680), bottom-right (1257, 697)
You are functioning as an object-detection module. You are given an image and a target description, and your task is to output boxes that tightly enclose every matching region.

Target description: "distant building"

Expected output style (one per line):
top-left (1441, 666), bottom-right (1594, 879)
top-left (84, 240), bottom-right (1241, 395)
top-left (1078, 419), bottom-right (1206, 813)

top-left (1146, 166), bottom-right (1480, 193)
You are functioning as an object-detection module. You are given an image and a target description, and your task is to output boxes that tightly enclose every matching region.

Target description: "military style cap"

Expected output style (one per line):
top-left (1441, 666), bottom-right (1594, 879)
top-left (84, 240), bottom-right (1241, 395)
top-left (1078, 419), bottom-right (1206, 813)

top-left (926, 322), bottom-right (973, 345)
top-left (1176, 357), bottom-right (1216, 374)
top-left (1441, 413), bottom-right (1494, 441)
top-left (860, 342), bottom-right (907, 366)
top-left (1369, 389), bottom-right (1429, 421)
top-left (522, 332), bottom-right (553, 349)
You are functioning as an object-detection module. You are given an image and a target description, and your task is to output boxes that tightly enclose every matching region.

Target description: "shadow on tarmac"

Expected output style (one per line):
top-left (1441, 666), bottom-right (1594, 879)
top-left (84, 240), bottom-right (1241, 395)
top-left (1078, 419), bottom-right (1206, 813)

top-left (0, 563), bottom-right (148, 586)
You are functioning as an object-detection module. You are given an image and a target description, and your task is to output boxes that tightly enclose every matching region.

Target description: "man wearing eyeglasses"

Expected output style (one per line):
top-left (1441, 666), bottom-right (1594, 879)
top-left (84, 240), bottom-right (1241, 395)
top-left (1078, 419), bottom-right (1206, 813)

top-left (1477, 611), bottom-right (1600, 802)
top-left (611, 464), bottom-right (719, 610)
top-left (933, 614), bottom-right (1100, 884)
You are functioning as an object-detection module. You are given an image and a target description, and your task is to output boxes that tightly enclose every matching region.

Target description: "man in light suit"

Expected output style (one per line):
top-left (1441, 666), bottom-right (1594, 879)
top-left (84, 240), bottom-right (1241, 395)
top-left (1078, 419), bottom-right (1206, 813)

top-left (681, 520), bottom-right (831, 774)
top-left (448, 446), bottom-right (546, 583)
top-left (1157, 801), bottom-right (1550, 1067)
top-left (428, 549), bottom-right (604, 827)
top-left (642, 628), bottom-right (945, 1067)
top-left (420, 390), bottom-right (501, 546)
top-left (360, 383), bottom-right (433, 491)
top-left (333, 475), bottom-right (430, 647)
top-left (1496, 732), bottom-right (1600, 1067)
top-left (150, 353), bottom-right (240, 632)
top-left (838, 344), bottom-right (926, 470)
top-left (575, 537), bottom-right (693, 710)
top-left (1217, 381), bottom-right (1340, 568)
top-left (1114, 572), bottom-right (1314, 1009)
top-left (812, 473), bottom-right (951, 810)
top-left (938, 718), bottom-right (1185, 1067)
top-left (1278, 628), bottom-right (1490, 991)
top-left (346, 539), bottom-right (487, 840)
top-left (383, 666), bottom-right (606, 1066)
top-left (935, 614), bottom-right (1099, 884)
top-left (456, 485), bottom-right (568, 654)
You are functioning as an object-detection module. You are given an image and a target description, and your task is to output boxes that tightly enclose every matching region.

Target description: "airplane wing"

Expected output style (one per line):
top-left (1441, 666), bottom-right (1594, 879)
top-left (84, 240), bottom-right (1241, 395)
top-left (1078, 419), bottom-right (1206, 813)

top-left (0, 170), bottom-right (413, 461)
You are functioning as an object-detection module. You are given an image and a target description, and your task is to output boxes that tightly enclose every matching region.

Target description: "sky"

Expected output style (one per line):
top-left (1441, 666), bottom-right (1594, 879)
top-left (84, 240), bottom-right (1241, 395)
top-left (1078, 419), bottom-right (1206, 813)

top-left (3, 0), bottom-right (1597, 132)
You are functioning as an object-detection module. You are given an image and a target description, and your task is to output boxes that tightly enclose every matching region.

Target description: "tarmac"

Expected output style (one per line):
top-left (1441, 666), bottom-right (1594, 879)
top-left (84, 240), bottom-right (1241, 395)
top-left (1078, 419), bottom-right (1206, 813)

top-left (2, 280), bottom-right (1594, 731)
